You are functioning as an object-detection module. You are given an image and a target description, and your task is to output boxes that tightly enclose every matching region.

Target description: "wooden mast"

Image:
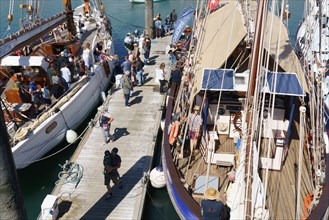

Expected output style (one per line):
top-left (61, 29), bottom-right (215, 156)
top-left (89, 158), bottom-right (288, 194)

top-left (65, 0), bottom-right (77, 37)
top-left (244, 0), bottom-right (268, 219)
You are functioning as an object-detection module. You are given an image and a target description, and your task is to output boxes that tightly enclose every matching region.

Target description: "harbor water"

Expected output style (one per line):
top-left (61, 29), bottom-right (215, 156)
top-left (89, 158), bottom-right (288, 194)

top-left (0, 0), bottom-right (303, 219)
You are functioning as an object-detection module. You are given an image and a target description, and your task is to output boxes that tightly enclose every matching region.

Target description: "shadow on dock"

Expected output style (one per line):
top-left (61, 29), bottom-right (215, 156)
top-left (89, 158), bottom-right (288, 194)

top-left (57, 156), bottom-right (151, 219)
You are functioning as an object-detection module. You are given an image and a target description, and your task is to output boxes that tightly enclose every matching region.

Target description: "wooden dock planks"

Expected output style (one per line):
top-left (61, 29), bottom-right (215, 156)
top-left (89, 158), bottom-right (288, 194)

top-left (51, 36), bottom-right (171, 219)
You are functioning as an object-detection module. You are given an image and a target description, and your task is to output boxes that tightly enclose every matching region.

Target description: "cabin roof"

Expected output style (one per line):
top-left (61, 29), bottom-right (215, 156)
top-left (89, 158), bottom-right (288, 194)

top-left (0, 56), bottom-right (49, 71)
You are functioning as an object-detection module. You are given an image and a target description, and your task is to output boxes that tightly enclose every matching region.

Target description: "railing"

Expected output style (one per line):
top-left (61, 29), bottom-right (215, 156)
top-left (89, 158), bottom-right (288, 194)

top-left (162, 82), bottom-right (201, 219)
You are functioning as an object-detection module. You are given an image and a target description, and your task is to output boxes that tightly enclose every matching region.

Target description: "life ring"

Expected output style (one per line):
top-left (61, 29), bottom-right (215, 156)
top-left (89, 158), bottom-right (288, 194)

top-left (169, 121), bottom-right (180, 145)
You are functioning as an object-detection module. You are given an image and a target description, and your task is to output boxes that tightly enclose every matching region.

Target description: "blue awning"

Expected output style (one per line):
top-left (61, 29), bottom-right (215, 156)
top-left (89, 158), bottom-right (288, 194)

top-left (264, 71), bottom-right (305, 97)
top-left (201, 68), bottom-right (235, 91)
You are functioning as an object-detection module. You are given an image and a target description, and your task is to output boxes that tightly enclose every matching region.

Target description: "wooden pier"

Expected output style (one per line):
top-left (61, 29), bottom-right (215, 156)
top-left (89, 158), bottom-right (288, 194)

top-left (51, 36), bottom-right (171, 219)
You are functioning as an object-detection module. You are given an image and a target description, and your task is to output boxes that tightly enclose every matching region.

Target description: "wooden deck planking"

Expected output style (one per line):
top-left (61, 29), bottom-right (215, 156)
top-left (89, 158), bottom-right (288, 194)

top-left (262, 136), bottom-right (314, 219)
top-left (51, 36), bottom-right (171, 219)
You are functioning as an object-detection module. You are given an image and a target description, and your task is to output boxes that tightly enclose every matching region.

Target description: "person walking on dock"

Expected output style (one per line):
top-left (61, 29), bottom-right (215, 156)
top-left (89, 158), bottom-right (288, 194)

top-left (142, 35), bottom-right (151, 65)
top-left (98, 106), bottom-right (114, 143)
top-left (170, 9), bottom-right (177, 29)
top-left (103, 147), bottom-right (123, 200)
top-left (122, 71), bottom-right (133, 108)
top-left (155, 63), bottom-right (168, 94)
top-left (135, 56), bottom-right (144, 86)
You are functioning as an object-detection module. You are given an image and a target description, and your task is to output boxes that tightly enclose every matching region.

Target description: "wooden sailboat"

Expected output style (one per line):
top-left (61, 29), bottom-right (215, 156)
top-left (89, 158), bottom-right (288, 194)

top-left (0, 0), bottom-right (114, 169)
top-left (162, 0), bottom-right (324, 219)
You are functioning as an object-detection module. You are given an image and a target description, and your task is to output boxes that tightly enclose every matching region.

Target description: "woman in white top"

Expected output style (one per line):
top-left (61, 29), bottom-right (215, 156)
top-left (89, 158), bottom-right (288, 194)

top-left (155, 63), bottom-right (167, 93)
top-left (82, 43), bottom-right (92, 70)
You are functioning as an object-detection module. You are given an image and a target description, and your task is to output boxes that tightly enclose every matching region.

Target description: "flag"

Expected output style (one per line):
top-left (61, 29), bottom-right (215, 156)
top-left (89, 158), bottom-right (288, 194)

top-left (208, 0), bottom-right (220, 11)
top-left (171, 7), bottom-right (195, 44)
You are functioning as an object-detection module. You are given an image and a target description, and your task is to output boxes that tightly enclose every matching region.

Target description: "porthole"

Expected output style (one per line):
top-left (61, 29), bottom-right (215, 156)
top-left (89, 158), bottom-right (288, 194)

top-left (46, 121), bottom-right (57, 134)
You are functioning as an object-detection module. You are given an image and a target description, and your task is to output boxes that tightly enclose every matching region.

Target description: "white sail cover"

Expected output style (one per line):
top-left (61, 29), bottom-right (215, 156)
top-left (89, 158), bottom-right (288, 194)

top-left (1, 56), bottom-right (49, 71)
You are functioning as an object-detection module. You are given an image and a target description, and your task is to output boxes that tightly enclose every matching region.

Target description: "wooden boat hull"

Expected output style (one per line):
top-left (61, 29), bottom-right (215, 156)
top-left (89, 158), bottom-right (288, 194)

top-left (7, 3), bottom-right (114, 169)
top-left (161, 83), bottom-right (201, 219)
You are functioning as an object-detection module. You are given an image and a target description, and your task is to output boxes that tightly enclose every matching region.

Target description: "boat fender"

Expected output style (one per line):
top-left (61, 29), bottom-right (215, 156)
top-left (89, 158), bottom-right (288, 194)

top-left (169, 121), bottom-right (179, 145)
top-left (66, 129), bottom-right (78, 144)
top-left (150, 166), bottom-right (166, 188)
top-left (101, 91), bottom-right (106, 102)
top-left (160, 119), bottom-right (165, 131)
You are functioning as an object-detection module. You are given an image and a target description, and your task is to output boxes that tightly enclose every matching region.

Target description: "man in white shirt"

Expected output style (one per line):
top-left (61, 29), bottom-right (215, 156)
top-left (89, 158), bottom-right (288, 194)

top-left (60, 63), bottom-right (72, 89)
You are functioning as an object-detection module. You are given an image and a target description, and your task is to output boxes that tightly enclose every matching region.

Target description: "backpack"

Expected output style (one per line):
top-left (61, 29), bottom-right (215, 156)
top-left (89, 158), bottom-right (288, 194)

top-left (103, 154), bottom-right (111, 167)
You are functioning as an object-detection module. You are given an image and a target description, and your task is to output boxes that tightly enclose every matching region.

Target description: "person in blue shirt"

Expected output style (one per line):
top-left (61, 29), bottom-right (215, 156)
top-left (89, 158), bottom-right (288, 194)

top-left (29, 77), bottom-right (41, 114)
top-left (164, 15), bottom-right (171, 35)
top-left (121, 55), bottom-right (132, 74)
top-left (201, 187), bottom-right (225, 220)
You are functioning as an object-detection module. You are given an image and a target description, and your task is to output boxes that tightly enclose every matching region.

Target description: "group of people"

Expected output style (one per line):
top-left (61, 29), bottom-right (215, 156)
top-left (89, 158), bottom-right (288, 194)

top-left (154, 9), bottom-right (177, 38)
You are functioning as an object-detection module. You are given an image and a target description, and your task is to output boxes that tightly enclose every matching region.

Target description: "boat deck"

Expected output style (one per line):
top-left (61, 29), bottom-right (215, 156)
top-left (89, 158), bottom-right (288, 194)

top-left (173, 117), bottom-right (313, 218)
top-left (260, 121), bottom-right (313, 219)
top-left (50, 36), bottom-right (171, 219)
top-left (173, 130), bottom-right (236, 204)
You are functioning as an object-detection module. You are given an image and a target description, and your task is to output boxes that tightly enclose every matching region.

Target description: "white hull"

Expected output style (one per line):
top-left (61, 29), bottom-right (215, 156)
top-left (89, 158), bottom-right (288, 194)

top-left (12, 64), bottom-right (111, 169)
top-left (9, 3), bottom-right (114, 169)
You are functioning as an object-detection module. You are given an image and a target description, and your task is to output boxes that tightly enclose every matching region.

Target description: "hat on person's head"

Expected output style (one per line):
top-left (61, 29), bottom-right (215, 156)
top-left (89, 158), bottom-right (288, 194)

top-left (204, 187), bottom-right (219, 200)
top-left (111, 147), bottom-right (118, 154)
top-left (194, 105), bottom-right (201, 111)
top-left (60, 51), bottom-right (65, 56)
top-left (98, 106), bottom-right (105, 112)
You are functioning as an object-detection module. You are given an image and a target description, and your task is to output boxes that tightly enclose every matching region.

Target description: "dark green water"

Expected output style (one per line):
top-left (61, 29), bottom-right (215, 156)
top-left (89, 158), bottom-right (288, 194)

top-left (1, 0), bottom-right (303, 219)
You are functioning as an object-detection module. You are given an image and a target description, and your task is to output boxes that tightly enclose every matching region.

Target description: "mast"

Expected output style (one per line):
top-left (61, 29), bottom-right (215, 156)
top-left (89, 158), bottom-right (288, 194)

top-left (65, 0), bottom-right (77, 37)
top-left (244, 0), bottom-right (268, 219)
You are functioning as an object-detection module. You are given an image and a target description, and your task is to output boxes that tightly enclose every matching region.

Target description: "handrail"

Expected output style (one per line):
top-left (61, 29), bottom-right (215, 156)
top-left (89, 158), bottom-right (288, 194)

top-left (162, 82), bottom-right (201, 219)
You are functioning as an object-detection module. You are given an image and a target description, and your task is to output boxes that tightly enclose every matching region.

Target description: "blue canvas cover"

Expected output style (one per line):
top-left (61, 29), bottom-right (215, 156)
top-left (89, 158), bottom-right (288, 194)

top-left (201, 68), bottom-right (235, 91)
top-left (265, 71), bottom-right (304, 96)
